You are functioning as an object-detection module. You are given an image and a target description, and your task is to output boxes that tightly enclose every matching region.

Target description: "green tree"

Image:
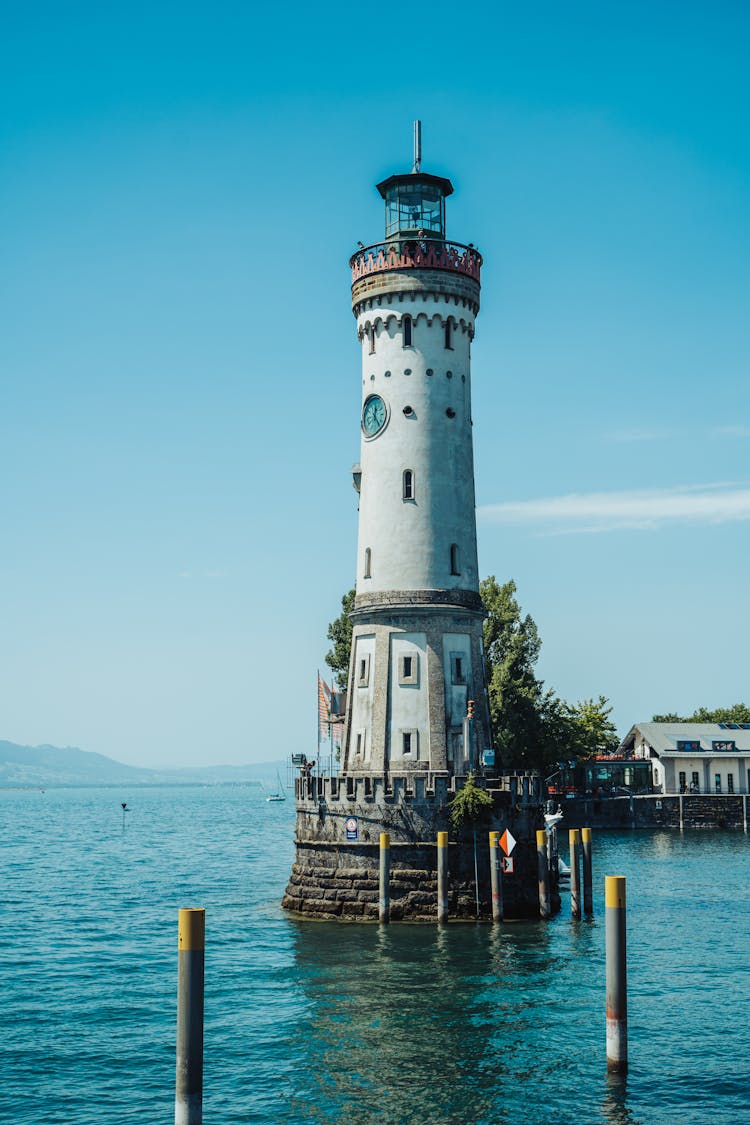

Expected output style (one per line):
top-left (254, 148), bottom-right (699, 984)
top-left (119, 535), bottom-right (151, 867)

top-left (566, 696), bottom-right (620, 758)
top-left (651, 703), bottom-right (750, 724)
top-left (480, 577), bottom-right (619, 770)
top-left (448, 771), bottom-right (494, 829)
top-left (480, 576), bottom-right (548, 767)
top-left (325, 588), bottom-right (355, 690)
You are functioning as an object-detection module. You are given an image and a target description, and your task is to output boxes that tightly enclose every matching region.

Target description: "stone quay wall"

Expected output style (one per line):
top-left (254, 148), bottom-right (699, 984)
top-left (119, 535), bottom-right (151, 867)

top-left (558, 792), bottom-right (750, 831)
top-left (282, 772), bottom-right (557, 921)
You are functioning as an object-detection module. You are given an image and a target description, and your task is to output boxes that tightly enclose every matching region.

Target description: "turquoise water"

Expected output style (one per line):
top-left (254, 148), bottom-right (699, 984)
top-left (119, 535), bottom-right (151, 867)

top-left (3, 786), bottom-right (750, 1124)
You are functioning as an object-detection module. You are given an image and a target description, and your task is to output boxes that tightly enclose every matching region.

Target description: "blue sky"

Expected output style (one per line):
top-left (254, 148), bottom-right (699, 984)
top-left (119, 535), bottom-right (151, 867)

top-left (2, 2), bottom-right (748, 766)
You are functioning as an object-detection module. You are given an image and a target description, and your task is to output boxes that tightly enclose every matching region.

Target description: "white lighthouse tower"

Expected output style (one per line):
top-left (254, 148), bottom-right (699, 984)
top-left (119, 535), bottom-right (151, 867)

top-left (343, 124), bottom-right (491, 779)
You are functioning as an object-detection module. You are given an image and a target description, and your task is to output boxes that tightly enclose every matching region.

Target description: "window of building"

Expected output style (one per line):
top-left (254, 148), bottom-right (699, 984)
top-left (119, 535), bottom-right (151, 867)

top-left (398, 652), bottom-right (419, 686)
top-left (403, 405), bottom-right (414, 416)
top-left (444, 320), bottom-right (453, 349)
top-left (364, 548), bottom-right (371, 578)
top-left (712, 740), bottom-right (736, 752)
top-left (728, 773), bottom-right (735, 793)
top-left (355, 732), bottom-right (364, 756)
top-left (679, 771), bottom-right (687, 793)
top-left (450, 653), bottom-right (466, 685)
top-left (403, 315), bottom-right (412, 347)
top-left (450, 543), bottom-right (460, 575)
top-left (446, 407), bottom-right (456, 418)
top-left (403, 469), bottom-right (414, 500)
top-left (691, 771), bottom-right (699, 792)
top-left (368, 325), bottom-right (376, 354)
top-left (401, 729), bottom-right (418, 756)
top-left (357, 654), bottom-right (370, 687)
top-left (715, 773), bottom-right (722, 794)
top-left (677, 740), bottom-right (702, 752)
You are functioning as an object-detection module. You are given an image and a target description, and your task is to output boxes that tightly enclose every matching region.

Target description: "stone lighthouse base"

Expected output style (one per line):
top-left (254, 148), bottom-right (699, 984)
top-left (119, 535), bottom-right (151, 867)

top-left (281, 773), bottom-right (561, 921)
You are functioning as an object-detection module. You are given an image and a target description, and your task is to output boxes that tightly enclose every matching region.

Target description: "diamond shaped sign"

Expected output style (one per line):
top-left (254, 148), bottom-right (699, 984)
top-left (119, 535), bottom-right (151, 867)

top-left (499, 829), bottom-right (517, 856)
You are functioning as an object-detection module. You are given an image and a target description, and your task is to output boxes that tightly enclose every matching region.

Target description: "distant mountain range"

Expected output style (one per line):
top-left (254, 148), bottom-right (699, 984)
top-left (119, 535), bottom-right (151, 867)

top-left (0, 740), bottom-right (287, 788)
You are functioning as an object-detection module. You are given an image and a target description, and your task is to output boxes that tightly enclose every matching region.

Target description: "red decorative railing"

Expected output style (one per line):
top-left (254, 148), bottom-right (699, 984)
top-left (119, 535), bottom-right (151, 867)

top-left (350, 238), bottom-right (482, 284)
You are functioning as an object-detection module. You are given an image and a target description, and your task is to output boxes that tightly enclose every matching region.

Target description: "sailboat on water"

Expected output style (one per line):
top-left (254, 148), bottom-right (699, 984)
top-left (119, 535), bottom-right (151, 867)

top-left (265, 769), bottom-right (287, 803)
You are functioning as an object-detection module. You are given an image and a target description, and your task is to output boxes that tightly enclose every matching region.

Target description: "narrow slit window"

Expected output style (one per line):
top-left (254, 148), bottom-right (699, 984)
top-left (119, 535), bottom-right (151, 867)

top-left (403, 469), bottom-right (414, 500)
top-left (450, 543), bottom-right (460, 575)
top-left (403, 731), bottom-right (412, 754)
top-left (444, 320), bottom-right (452, 349)
top-left (403, 656), bottom-right (412, 679)
top-left (368, 325), bottom-right (376, 354)
top-left (364, 547), bottom-right (371, 579)
top-left (403, 315), bottom-right (412, 347)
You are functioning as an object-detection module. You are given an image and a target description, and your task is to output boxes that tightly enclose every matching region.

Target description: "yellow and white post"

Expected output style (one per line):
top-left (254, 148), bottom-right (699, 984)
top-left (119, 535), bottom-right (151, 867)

top-left (569, 829), bottom-right (582, 919)
top-left (489, 830), bottom-right (503, 923)
top-left (176, 908), bottom-right (205, 1125)
top-left (582, 827), bottom-right (594, 915)
top-left (437, 831), bottom-right (449, 924)
top-left (536, 829), bottom-right (551, 919)
top-left (605, 876), bottom-right (628, 1073)
top-left (379, 832), bottom-right (391, 924)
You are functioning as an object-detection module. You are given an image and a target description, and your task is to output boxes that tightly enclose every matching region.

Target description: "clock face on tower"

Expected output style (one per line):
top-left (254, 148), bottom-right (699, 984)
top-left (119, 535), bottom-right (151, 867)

top-left (362, 394), bottom-right (388, 438)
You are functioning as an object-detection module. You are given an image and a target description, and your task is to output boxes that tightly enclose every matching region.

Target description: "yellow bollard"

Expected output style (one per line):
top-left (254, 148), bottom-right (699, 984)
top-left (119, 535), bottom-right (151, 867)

top-left (489, 831), bottom-right (503, 922)
top-left (437, 831), bottom-right (449, 924)
top-left (605, 876), bottom-right (627, 1073)
top-left (379, 832), bottom-right (390, 923)
top-left (176, 908), bottom-right (205, 1125)
top-left (536, 829), bottom-right (551, 919)
top-left (569, 829), bottom-right (582, 919)
top-left (582, 827), bottom-right (593, 915)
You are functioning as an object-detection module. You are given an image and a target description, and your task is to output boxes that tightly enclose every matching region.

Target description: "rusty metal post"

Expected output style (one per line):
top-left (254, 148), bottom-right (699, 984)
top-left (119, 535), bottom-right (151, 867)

top-left (437, 831), bottom-right (449, 924)
top-left (569, 829), bottom-right (581, 919)
top-left (379, 832), bottom-right (390, 923)
top-left (605, 876), bottom-right (628, 1073)
top-left (536, 829), bottom-right (551, 919)
top-left (582, 827), bottom-right (594, 915)
top-left (489, 830), bottom-right (503, 922)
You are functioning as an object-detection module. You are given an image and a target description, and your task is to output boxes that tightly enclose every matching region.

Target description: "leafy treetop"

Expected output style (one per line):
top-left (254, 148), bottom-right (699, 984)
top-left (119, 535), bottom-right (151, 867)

top-left (652, 704), bottom-right (750, 724)
top-left (325, 588), bottom-right (355, 691)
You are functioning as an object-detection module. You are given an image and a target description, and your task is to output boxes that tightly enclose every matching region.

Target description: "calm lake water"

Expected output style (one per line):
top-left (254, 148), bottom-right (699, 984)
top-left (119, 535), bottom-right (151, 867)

top-left (3, 785), bottom-right (750, 1124)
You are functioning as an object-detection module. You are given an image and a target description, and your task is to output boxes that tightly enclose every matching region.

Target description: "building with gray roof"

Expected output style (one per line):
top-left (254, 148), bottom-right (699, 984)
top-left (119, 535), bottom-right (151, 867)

top-left (619, 722), bottom-right (750, 795)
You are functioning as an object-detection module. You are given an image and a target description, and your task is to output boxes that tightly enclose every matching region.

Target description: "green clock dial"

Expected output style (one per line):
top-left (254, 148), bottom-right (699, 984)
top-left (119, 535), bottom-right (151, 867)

top-left (362, 394), bottom-right (387, 437)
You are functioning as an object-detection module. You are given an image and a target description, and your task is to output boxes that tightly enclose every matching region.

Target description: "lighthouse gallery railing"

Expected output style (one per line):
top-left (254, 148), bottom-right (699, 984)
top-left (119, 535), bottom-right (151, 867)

top-left (350, 238), bottom-right (482, 283)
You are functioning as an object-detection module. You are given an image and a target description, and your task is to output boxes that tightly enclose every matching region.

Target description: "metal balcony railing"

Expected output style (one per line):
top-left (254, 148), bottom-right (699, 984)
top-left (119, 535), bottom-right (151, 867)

top-left (350, 238), bottom-right (482, 284)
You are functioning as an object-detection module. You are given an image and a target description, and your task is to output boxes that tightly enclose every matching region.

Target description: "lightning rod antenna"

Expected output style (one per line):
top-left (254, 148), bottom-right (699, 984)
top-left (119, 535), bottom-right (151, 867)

top-left (413, 120), bottom-right (422, 173)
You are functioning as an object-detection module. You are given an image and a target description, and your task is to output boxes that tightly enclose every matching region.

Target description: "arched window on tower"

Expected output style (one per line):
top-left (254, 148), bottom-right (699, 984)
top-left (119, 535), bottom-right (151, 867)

top-left (450, 543), bottom-right (460, 576)
top-left (444, 319), bottom-right (453, 349)
top-left (402, 469), bottom-right (414, 500)
top-left (364, 547), bottom-right (372, 579)
top-left (402, 315), bottom-right (412, 347)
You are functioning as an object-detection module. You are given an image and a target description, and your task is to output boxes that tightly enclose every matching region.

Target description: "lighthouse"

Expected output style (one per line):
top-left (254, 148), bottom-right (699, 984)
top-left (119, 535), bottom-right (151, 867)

top-left (344, 123), bottom-right (491, 777)
top-left (282, 127), bottom-right (549, 922)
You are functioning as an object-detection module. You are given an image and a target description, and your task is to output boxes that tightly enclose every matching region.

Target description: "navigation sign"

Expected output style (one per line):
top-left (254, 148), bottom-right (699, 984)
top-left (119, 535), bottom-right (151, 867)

top-left (499, 829), bottom-right (517, 856)
top-left (502, 856), bottom-right (514, 874)
top-left (345, 816), bottom-right (358, 841)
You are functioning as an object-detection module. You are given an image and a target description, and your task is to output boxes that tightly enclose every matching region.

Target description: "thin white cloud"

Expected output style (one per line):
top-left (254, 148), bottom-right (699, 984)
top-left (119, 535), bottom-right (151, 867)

top-left (478, 483), bottom-right (750, 534)
top-left (712, 424), bottom-right (750, 438)
top-left (608, 428), bottom-right (672, 444)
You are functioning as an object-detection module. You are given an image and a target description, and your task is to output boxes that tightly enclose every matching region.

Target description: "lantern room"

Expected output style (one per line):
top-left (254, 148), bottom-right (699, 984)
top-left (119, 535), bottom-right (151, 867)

top-left (376, 171), bottom-right (453, 240)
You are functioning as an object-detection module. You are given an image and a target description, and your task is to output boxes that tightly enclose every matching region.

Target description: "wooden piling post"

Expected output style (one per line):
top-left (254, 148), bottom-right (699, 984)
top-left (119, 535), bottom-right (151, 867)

top-left (176, 908), bottom-right (205, 1125)
top-left (379, 832), bottom-right (390, 924)
top-left (536, 829), bottom-right (550, 919)
top-left (605, 876), bottom-right (628, 1073)
top-left (569, 829), bottom-right (581, 919)
top-left (489, 830), bottom-right (503, 923)
top-left (437, 831), bottom-right (449, 924)
top-left (582, 827), bottom-right (593, 915)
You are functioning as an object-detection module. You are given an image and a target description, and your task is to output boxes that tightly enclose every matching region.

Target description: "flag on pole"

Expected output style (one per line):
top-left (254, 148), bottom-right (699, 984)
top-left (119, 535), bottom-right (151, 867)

top-left (318, 674), bottom-right (332, 741)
